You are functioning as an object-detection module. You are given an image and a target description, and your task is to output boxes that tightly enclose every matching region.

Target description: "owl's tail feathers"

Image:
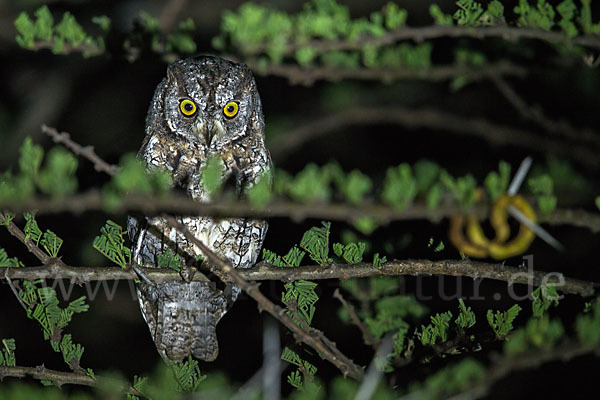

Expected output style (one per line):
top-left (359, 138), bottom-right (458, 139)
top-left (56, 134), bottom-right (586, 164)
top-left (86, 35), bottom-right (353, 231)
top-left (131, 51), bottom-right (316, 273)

top-left (137, 280), bottom-right (229, 363)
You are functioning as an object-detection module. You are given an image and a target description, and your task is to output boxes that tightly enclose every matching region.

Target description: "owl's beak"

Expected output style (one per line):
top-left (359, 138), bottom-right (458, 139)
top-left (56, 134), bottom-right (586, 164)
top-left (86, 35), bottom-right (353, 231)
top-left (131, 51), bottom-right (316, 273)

top-left (193, 119), bottom-right (226, 147)
top-left (204, 129), bottom-right (215, 147)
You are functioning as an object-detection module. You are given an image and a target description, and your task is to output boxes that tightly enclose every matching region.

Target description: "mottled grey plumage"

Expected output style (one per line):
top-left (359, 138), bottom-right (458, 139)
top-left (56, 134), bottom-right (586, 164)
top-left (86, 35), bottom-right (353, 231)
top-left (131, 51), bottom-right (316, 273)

top-left (128, 56), bottom-right (271, 362)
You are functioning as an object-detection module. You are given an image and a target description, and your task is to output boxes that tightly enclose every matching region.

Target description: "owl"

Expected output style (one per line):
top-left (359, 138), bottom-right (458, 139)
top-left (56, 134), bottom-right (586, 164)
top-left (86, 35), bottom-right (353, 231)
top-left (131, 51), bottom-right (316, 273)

top-left (127, 56), bottom-right (271, 363)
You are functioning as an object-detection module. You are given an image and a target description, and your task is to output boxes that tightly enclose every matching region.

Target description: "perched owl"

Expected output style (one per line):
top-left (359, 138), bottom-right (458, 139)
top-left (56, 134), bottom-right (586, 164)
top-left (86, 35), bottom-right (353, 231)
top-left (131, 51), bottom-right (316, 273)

top-left (127, 56), bottom-right (271, 363)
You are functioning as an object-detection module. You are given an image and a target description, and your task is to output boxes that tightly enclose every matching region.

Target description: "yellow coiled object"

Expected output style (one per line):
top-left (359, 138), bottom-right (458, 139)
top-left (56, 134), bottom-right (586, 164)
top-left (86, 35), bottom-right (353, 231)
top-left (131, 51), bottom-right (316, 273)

top-left (449, 194), bottom-right (537, 259)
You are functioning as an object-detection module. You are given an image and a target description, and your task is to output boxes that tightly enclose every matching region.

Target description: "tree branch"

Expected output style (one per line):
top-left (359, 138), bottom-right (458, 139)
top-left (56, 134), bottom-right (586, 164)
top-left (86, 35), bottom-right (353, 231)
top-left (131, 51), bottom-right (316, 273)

top-left (267, 105), bottom-right (600, 169)
top-left (2, 258), bottom-right (596, 297)
top-left (247, 25), bottom-right (600, 57)
top-left (333, 288), bottom-right (379, 349)
top-left (163, 215), bottom-right (365, 380)
top-left (489, 75), bottom-right (600, 149)
top-left (0, 211), bottom-right (54, 265)
top-left (42, 124), bottom-right (118, 176)
top-left (249, 61), bottom-right (526, 86)
top-left (3, 191), bottom-right (599, 233)
top-left (0, 365), bottom-right (140, 395)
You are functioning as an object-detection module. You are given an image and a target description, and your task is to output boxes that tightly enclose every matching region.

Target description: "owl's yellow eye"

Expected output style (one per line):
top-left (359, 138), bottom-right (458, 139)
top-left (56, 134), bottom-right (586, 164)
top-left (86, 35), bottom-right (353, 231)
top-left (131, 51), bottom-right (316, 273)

top-left (179, 99), bottom-right (197, 117)
top-left (223, 101), bottom-right (239, 118)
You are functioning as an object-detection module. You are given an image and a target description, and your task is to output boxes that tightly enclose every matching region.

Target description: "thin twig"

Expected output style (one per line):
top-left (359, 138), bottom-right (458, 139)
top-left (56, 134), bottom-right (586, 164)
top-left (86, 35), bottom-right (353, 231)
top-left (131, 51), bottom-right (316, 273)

top-left (2, 259), bottom-right (597, 297)
top-left (42, 125), bottom-right (118, 176)
top-left (267, 106), bottom-right (599, 169)
top-left (246, 25), bottom-right (600, 57)
top-left (489, 75), bottom-right (600, 149)
top-left (0, 365), bottom-right (141, 395)
top-left (333, 289), bottom-right (379, 349)
top-left (4, 269), bottom-right (28, 312)
top-left (2, 191), bottom-right (599, 233)
top-left (0, 211), bottom-right (53, 265)
top-left (400, 342), bottom-right (600, 400)
top-left (163, 215), bottom-right (365, 380)
top-left (249, 62), bottom-right (526, 86)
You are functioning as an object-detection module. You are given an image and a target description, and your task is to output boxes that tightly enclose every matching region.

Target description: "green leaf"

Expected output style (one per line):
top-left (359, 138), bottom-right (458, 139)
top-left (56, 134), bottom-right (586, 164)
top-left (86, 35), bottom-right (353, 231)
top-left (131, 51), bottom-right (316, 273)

top-left (365, 295), bottom-right (426, 339)
top-left (66, 296), bottom-right (89, 314)
top-left (372, 253), bottom-right (387, 268)
top-left (247, 171), bottom-right (273, 209)
top-left (429, 4), bottom-right (454, 25)
top-left (34, 6), bottom-right (54, 41)
top-left (92, 15), bottom-right (111, 31)
top-left (19, 137), bottom-right (44, 178)
top-left (484, 161), bottom-right (511, 201)
top-left (487, 304), bottom-right (521, 339)
top-left (596, 196), bottom-right (600, 211)
top-left (415, 358), bottom-right (486, 399)
top-left (282, 280), bottom-right (319, 326)
top-left (172, 355), bottom-right (207, 392)
top-left (504, 315), bottom-right (564, 354)
top-left (202, 156), bottom-right (224, 197)
top-left (455, 299), bottom-right (476, 333)
top-left (0, 338), bottom-right (16, 367)
top-left (55, 12), bottom-right (86, 45)
top-left (24, 211), bottom-right (43, 246)
top-left (0, 248), bottom-right (23, 268)
top-left (288, 163), bottom-right (331, 203)
top-left (333, 242), bottom-right (365, 263)
top-left (40, 230), bottom-right (63, 258)
top-left (384, 3), bottom-right (407, 29)
top-left (93, 220), bottom-right (131, 268)
top-left (414, 160), bottom-right (440, 195)
top-left (531, 285), bottom-right (559, 318)
top-left (15, 12), bottom-right (36, 49)
top-left (157, 249), bottom-right (183, 272)
top-left (300, 221), bottom-right (331, 266)
top-left (576, 298), bottom-right (600, 345)
top-left (37, 147), bottom-right (78, 197)
top-left (421, 311), bottom-right (453, 345)
top-left (382, 163), bottom-right (417, 210)
top-left (440, 171), bottom-right (477, 208)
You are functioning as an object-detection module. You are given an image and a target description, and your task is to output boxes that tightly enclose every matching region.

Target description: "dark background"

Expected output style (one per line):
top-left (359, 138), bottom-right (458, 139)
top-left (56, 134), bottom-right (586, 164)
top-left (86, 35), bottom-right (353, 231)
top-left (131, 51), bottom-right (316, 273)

top-left (0, 0), bottom-right (599, 398)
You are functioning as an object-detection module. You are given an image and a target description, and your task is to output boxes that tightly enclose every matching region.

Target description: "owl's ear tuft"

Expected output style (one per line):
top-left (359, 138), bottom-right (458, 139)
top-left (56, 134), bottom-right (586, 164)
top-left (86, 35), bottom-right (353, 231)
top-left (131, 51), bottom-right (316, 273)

top-left (167, 63), bottom-right (185, 86)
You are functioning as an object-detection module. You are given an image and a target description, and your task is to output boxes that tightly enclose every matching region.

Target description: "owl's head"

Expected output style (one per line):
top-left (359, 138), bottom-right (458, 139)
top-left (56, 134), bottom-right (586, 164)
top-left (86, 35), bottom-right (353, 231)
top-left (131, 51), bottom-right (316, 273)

top-left (151, 56), bottom-right (264, 150)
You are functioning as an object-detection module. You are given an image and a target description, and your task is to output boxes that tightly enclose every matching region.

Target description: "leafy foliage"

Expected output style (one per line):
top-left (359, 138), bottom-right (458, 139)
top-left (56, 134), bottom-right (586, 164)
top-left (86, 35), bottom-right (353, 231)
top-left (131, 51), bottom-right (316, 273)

top-left (263, 246), bottom-right (306, 267)
top-left (420, 311), bottom-right (453, 345)
top-left (103, 154), bottom-right (171, 209)
top-left (0, 248), bottom-right (23, 268)
top-left (381, 163), bottom-right (417, 210)
top-left (40, 230), bottom-right (63, 258)
top-left (156, 250), bottom-right (183, 272)
top-left (576, 297), bottom-right (600, 345)
top-left (504, 315), bottom-right (564, 354)
top-left (18, 280), bottom-right (88, 369)
top-left (300, 221), bottom-right (331, 266)
top-left (365, 295), bottom-right (426, 340)
top-left (281, 347), bottom-right (317, 389)
top-left (171, 356), bottom-right (207, 392)
top-left (282, 280), bottom-right (319, 326)
top-left (528, 173), bottom-right (557, 214)
top-left (487, 304), bottom-right (521, 339)
top-left (455, 298), bottom-right (476, 334)
top-left (531, 285), bottom-right (559, 318)
top-left (0, 339), bottom-right (16, 367)
top-left (410, 358), bottom-right (486, 400)
top-left (484, 161), bottom-right (511, 201)
top-left (333, 241), bottom-right (366, 263)
top-left (93, 220), bottom-right (131, 268)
